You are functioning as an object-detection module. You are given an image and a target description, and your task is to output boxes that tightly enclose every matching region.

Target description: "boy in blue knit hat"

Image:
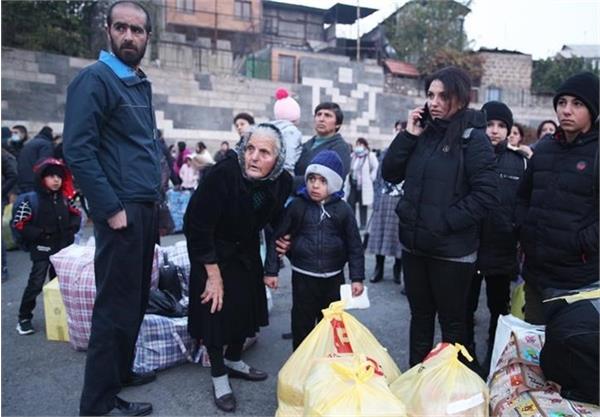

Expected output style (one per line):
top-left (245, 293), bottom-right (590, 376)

top-left (265, 150), bottom-right (364, 349)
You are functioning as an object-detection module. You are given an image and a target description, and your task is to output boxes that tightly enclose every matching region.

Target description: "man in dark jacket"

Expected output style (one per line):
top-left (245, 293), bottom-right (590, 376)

top-left (516, 72), bottom-right (599, 404)
top-left (293, 102), bottom-right (351, 192)
top-left (465, 101), bottom-right (528, 368)
top-left (17, 126), bottom-right (54, 193)
top-left (63, 2), bottom-right (160, 415)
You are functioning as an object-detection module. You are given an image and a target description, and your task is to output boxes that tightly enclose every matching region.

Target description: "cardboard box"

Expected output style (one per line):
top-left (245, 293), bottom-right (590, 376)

top-left (43, 278), bottom-right (70, 342)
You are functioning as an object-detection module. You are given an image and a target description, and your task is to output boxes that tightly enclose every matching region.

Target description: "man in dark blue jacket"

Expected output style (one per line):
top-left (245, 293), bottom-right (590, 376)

top-left (63, 2), bottom-right (160, 416)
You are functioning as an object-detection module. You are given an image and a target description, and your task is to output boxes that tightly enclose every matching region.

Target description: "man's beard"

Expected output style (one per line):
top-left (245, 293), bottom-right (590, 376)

top-left (110, 35), bottom-right (147, 67)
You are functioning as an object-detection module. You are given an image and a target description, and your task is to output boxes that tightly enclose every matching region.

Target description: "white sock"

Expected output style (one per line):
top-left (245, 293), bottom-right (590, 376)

top-left (212, 375), bottom-right (232, 398)
top-left (224, 359), bottom-right (251, 374)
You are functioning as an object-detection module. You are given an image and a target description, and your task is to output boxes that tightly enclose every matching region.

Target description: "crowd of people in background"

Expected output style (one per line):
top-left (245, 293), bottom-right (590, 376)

top-left (1, 1), bottom-right (598, 415)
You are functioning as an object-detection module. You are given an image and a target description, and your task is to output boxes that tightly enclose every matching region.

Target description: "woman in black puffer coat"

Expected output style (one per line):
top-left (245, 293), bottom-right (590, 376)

top-left (382, 66), bottom-right (498, 367)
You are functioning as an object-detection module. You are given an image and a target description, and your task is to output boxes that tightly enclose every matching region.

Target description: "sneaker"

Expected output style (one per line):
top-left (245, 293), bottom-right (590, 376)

top-left (16, 320), bottom-right (35, 335)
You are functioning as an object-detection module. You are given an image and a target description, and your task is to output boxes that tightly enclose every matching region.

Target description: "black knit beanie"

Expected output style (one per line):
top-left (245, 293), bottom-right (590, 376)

top-left (481, 101), bottom-right (513, 132)
top-left (41, 164), bottom-right (65, 179)
top-left (553, 72), bottom-right (599, 123)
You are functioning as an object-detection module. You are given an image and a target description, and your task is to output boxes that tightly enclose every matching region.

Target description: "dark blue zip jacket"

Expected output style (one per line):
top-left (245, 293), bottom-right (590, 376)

top-left (63, 51), bottom-right (161, 221)
top-left (265, 193), bottom-right (365, 281)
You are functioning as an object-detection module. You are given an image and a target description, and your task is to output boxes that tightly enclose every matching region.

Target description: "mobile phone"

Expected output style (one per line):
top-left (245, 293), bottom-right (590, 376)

top-left (418, 104), bottom-right (431, 128)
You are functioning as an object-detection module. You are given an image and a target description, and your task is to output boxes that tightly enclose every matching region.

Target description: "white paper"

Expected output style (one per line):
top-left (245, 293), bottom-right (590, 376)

top-left (340, 284), bottom-right (370, 309)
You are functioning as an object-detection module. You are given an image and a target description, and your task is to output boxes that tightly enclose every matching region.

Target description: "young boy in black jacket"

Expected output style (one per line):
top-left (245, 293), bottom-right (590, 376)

top-left (13, 158), bottom-right (81, 335)
top-left (265, 150), bottom-right (364, 350)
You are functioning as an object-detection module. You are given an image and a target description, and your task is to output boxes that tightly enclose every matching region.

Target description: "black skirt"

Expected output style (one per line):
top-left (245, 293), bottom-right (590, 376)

top-left (187, 247), bottom-right (269, 347)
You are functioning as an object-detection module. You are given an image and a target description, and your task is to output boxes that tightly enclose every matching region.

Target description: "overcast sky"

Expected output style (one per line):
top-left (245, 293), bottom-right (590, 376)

top-left (280, 0), bottom-right (600, 59)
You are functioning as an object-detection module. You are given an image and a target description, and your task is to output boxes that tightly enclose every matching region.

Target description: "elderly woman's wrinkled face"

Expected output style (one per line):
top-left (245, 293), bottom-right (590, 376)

top-left (244, 133), bottom-right (277, 179)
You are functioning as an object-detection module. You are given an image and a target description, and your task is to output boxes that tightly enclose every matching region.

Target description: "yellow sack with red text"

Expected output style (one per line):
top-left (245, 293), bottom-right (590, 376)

top-left (276, 301), bottom-right (401, 417)
top-left (390, 343), bottom-right (489, 417)
top-left (304, 354), bottom-right (407, 417)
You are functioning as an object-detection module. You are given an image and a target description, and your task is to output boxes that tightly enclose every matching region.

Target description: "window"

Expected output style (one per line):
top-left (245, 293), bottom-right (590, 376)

top-left (486, 87), bottom-right (502, 102)
top-left (264, 16), bottom-right (278, 35)
top-left (278, 54), bottom-right (296, 83)
top-left (176, 0), bottom-right (194, 13)
top-left (234, 0), bottom-right (252, 21)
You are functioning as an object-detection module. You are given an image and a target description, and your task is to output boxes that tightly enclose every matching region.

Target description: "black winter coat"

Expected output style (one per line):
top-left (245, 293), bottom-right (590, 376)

top-left (293, 133), bottom-right (351, 192)
top-left (265, 194), bottom-right (365, 281)
top-left (477, 141), bottom-right (528, 275)
top-left (382, 109), bottom-right (499, 258)
top-left (13, 179), bottom-right (81, 261)
top-left (17, 132), bottom-right (54, 193)
top-left (2, 149), bottom-right (18, 206)
top-left (184, 156), bottom-right (292, 345)
top-left (516, 127), bottom-right (599, 290)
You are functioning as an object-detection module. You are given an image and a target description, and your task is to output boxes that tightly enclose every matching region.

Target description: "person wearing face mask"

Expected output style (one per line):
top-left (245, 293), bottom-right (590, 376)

top-left (382, 66), bottom-right (498, 369)
top-left (465, 101), bottom-right (527, 372)
top-left (8, 125), bottom-right (28, 159)
top-left (346, 137), bottom-right (378, 230)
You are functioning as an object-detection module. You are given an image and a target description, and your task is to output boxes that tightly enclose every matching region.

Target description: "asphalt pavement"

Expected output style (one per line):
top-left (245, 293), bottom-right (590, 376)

top-left (1, 225), bottom-right (491, 416)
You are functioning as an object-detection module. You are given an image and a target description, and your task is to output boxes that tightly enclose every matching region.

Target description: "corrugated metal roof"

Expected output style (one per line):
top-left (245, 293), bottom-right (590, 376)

top-left (384, 59), bottom-right (420, 77)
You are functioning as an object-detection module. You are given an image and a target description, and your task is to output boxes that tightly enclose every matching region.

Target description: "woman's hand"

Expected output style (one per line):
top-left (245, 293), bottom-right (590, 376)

top-left (275, 234), bottom-right (292, 258)
top-left (406, 106), bottom-right (426, 136)
top-left (202, 264), bottom-right (224, 313)
top-left (351, 282), bottom-right (364, 297)
top-left (264, 276), bottom-right (279, 289)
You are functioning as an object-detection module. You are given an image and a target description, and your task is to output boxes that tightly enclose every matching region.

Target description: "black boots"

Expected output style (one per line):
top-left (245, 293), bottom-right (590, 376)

top-left (369, 255), bottom-right (385, 283)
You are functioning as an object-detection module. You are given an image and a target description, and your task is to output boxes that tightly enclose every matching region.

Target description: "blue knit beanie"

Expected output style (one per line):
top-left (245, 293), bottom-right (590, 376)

top-left (305, 150), bottom-right (344, 194)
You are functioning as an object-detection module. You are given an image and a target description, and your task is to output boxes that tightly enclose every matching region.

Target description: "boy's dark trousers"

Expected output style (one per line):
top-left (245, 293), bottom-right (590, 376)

top-left (79, 202), bottom-right (157, 416)
top-left (18, 258), bottom-right (56, 321)
top-left (291, 271), bottom-right (344, 350)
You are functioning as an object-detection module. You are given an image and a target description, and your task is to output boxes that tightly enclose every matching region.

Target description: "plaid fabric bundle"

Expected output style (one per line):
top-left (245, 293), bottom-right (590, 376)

top-left (166, 189), bottom-right (192, 232)
top-left (133, 314), bottom-right (204, 373)
top-left (50, 243), bottom-right (160, 351)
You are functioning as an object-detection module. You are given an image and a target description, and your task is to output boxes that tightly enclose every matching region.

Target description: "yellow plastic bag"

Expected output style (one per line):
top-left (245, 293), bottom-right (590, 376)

top-left (304, 354), bottom-right (407, 417)
top-left (390, 343), bottom-right (489, 417)
top-left (510, 283), bottom-right (525, 320)
top-left (276, 301), bottom-right (401, 417)
top-left (2, 203), bottom-right (17, 250)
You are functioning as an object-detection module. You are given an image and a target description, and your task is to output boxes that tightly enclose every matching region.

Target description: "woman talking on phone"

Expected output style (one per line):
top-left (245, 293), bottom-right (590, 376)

top-left (382, 66), bottom-right (498, 369)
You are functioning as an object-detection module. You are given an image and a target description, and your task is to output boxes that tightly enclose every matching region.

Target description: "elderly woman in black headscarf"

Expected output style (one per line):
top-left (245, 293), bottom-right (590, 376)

top-left (184, 123), bottom-right (292, 413)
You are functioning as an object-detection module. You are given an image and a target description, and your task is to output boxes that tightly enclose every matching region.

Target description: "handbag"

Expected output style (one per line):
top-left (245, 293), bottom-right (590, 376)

top-left (146, 288), bottom-right (187, 317)
top-left (158, 252), bottom-right (183, 301)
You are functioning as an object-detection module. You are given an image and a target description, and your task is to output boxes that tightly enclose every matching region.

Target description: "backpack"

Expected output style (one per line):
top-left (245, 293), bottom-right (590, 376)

top-left (11, 191), bottom-right (39, 251)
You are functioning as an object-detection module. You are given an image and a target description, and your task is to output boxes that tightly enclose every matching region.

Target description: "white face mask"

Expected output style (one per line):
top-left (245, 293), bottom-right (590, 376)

top-left (355, 146), bottom-right (365, 155)
top-left (10, 133), bottom-right (21, 143)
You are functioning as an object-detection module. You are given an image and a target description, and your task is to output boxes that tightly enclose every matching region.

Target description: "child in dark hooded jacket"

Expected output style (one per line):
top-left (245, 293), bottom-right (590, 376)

top-left (265, 150), bottom-right (364, 349)
top-left (14, 157), bottom-right (81, 335)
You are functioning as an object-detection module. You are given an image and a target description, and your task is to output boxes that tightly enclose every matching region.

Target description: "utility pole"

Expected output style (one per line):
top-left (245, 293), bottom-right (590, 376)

top-left (356, 0), bottom-right (360, 61)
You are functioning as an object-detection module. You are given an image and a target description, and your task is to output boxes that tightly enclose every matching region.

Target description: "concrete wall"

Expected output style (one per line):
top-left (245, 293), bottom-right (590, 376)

top-left (1, 47), bottom-right (555, 154)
